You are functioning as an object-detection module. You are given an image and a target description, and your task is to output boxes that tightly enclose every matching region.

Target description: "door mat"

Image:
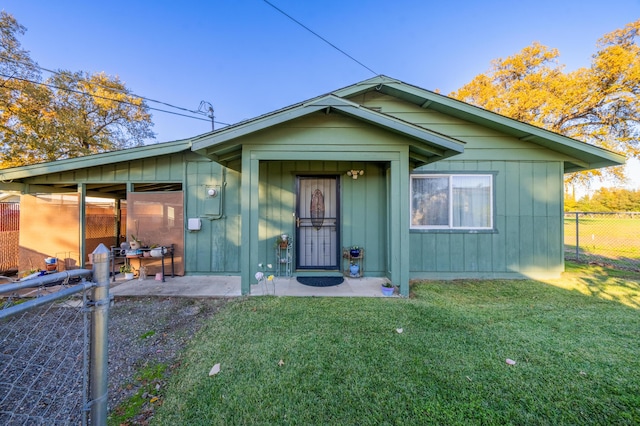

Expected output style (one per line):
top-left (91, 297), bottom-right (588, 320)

top-left (297, 276), bottom-right (344, 287)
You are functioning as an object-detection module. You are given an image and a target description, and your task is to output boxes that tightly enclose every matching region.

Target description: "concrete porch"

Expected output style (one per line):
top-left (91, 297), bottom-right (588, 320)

top-left (108, 275), bottom-right (399, 298)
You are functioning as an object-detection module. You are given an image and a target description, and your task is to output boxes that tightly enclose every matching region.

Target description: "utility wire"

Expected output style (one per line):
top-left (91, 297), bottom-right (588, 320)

top-left (0, 72), bottom-right (213, 123)
top-left (0, 54), bottom-right (201, 114)
top-left (262, 0), bottom-right (378, 76)
top-left (0, 54), bottom-right (230, 126)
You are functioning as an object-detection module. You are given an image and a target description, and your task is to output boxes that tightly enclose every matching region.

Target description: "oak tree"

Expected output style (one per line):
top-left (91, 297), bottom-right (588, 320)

top-left (566, 187), bottom-right (640, 212)
top-left (451, 20), bottom-right (640, 188)
top-left (0, 11), bottom-right (154, 168)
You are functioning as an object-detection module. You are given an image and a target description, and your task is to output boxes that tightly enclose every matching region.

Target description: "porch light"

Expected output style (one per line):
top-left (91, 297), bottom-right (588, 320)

top-left (207, 188), bottom-right (218, 197)
top-left (346, 170), bottom-right (364, 179)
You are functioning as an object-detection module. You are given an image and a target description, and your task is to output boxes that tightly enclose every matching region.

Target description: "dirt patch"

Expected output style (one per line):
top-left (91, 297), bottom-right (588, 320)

top-left (108, 296), bottom-right (228, 423)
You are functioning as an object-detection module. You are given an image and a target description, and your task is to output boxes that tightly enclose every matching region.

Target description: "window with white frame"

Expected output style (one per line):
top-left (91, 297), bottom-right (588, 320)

top-left (410, 174), bottom-right (493, 229)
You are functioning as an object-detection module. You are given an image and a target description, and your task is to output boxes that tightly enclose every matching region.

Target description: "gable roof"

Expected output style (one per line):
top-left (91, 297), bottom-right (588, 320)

top-left (0, 75), bottom-right (625, 184)
top-left (332, 76), bottom-right (625, 172)
top-left (191, 94), bottom-right (465, 167)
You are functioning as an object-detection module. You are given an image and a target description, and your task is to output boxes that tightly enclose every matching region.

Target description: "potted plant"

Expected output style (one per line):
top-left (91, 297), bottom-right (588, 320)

top-left (119, 263), bottom-right (135, 280)
top-left (350, 245), bottom-right (361, 258)
top-left (150, 245), bottom-right (165, 257)
top-left (275, 234), bottom-right (290, 249)
top-left (129, 234), bottom-right (142, 250)
top-left (349, 261), bottom-right (360, 277)
top-left (381, 282), bottom-right (395, 296)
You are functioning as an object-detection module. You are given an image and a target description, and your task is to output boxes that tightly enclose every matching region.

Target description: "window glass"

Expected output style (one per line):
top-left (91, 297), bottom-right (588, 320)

top-left (411, 174), bottom-right (492, 230)
top-left (452, 175), bottom-right (492, 228)
top-left (411, 176), bottom-right (449, 227)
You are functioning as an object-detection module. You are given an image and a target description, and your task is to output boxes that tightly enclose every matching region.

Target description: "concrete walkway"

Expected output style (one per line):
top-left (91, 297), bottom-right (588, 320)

top-left (108, 274), bottom-right (397, 298)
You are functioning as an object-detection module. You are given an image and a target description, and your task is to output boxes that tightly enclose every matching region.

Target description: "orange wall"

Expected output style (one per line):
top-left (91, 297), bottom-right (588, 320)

top-left (19, 194), bottom-right (80, 273)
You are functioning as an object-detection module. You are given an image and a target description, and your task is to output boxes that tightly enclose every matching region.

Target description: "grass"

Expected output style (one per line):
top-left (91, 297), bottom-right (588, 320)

top-left (152, 263), bottom-right (640, 425)
top-left (108, 363), bottom-right (168, 426)
top-left (139, 330), bottom-right (156, 340)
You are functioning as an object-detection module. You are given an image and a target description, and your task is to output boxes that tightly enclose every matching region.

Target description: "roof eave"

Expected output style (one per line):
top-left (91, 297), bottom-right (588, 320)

top-left (192, 94), bottom-right (465, 161)
top-left (0, 139), bottom-right (193, 181)
top-left (564, 158), bottom-right (625, 173)
top-left (334, 77), bottom-right (625, 170)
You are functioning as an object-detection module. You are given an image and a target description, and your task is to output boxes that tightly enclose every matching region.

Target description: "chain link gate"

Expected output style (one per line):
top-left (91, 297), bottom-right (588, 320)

top-left (0, 245), bottom-right (111, 425)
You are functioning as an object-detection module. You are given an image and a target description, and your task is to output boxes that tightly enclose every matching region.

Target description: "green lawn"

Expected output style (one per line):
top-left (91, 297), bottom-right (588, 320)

top-left (152, 263), bottom-right (640, 425)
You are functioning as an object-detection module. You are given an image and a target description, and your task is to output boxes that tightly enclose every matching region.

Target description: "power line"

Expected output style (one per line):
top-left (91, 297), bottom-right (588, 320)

top-left (0, 54), bottom-right (201, 114)
top-left (262, 0), bottom-right (378, 76)
top-left (0, 54), bottom-right (230, 126)
top-left (0, 72), bottom-right (214, 123)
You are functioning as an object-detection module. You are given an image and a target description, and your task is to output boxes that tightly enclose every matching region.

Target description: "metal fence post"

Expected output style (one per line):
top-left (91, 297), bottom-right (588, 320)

top-left (575, 212), bottom-right (579, 261)
top-left (89, 243), bottom-right (110, 425)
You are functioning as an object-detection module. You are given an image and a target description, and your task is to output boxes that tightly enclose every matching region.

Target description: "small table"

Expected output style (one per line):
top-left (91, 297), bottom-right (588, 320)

top-left (110, 244), bottom-right (174, 282)
top-left (343, 247), bottom-right (364, 277)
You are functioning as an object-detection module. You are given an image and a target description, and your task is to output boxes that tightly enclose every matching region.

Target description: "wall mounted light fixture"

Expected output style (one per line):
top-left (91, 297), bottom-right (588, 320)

top-left (207, 188), bottom-right (218, 197)
top-left (346, 170), bottom-right (364, 180)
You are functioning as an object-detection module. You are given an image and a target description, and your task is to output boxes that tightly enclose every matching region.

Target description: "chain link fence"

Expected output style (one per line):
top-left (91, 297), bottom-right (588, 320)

top-left (0, 247), bottom-right (110, 425)
top-left (0, 286), bottom-right (90, 425)
top-left (564, 212), bottom-right (640, 270)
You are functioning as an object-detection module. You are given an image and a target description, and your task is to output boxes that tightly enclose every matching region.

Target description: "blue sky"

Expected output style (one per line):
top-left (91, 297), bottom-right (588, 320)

top-left (3, 0), bottom-right (640, 188)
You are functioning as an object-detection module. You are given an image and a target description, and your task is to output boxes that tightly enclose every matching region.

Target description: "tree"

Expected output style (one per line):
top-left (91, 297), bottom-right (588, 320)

top-left (0, 11), bottom-right (38, 82)
top-left (451, 20), bottom-right (640, 188)
top-left (586, 187), bottom-right (640, 211)
top-left (0, 11), bottom-right (154, 168)
top-left (565, 187), bottom-right (640, 212)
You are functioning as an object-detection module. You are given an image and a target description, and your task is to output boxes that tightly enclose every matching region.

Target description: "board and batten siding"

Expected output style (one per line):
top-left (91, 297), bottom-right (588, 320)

top-left (184, 159), bottom-right (241, 274)
top-left (226, 111), bottom-right (411, 278)
top-left (348, 91), bottom-right (565, 278)
top-left (176, 113), bottom-right (395, 277)
top-left (185, 112), bottom-right (406, 276)
top-left (350, 91), bottom-right (580, 163)
top-left (26, 153), bottom-right (186, 185)
top-left (258, 160), bottom-right (388, 276)
top-left (409, 160), bottom-right (564, 278)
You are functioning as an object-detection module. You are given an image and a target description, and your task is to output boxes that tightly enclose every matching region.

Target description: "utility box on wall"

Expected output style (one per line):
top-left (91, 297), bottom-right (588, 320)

top-left (187, 218), bottom-right (202, 231)
top-left (202, 184), bottom-right (223, 219)
top-left (187, 183), bottom-right (225, 220)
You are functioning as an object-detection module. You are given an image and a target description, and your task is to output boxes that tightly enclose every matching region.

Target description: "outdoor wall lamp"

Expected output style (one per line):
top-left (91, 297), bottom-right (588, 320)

top-left (347, 169), bottom-right (364, 179)
top-left (207, 188), bottom-right (218, 197)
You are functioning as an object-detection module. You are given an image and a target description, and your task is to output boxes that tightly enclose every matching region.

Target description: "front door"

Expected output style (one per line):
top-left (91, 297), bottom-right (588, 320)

top-left (296, 176), bottom-right (340, 270)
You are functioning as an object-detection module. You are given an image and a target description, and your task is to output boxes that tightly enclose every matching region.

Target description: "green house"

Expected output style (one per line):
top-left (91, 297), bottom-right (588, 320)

top-left (0, 76), bottom-right (624, 296)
